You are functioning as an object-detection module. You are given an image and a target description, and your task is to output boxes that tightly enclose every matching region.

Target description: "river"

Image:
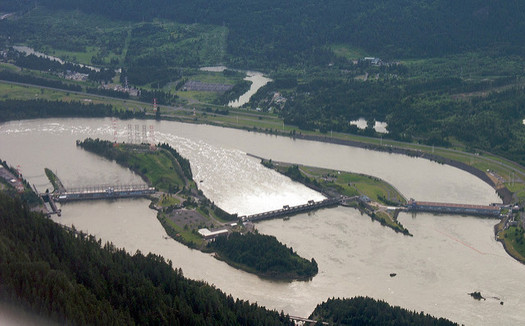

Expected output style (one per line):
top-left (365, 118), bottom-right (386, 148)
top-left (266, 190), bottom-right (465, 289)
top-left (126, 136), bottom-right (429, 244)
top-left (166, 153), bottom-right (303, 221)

top-left (228, 71), bottom-right (272, 108)
top-left (12, 46), bottom-right (100, 72)
top-left (199, 66), bottom-right (272, 108)
top-left (0, 118), bottom-right (523, 325)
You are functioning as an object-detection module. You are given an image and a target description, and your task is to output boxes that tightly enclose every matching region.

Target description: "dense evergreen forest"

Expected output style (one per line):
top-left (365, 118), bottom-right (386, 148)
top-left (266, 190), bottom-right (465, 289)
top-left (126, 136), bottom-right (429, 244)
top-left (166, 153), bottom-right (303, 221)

top-left (208, 232), bottom-right (318, 280)
top-left (3, 1), bottom-right (525, 69)
top-left (9, 1), bottom-right (524, 65)
top-left (0, 192), bottom-right (296, 325)
top-left (309, 297), bottom-right (457, 326)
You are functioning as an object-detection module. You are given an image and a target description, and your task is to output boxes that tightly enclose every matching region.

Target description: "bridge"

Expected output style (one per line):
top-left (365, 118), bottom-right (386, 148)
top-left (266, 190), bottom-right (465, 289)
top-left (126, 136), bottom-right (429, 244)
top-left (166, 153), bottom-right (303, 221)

top-left (241, 197), bottom-right (354, 223)
top-left (52, 184), bottom-right (156, 202)
top-left (289, 315), bottom-right (328, 325)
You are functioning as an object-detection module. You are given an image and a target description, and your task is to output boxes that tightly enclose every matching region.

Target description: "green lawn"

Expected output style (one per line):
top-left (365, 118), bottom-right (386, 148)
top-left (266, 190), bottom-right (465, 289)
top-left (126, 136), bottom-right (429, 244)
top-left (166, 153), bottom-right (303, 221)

top-left (329, 44), bottom-right (368, 60)
top-left (123, 149), bottom-right (185, 192)
top-left (158, 213), bottom-right (204, 248)
top-left (176, 90), bottom-right (221, 103)
top-left (299, 166), bottom-right (406, 205)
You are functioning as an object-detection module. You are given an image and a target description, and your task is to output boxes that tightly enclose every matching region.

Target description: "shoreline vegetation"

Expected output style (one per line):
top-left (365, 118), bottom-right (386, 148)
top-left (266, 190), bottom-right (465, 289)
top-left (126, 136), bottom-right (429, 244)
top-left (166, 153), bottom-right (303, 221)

top-left (309, 297), bottom-right (458, 326)
top-left (75, 138), bottom-right (319, 281)
top-left (257, 156), bottom-right (411, 236)
top-left (0, 94), bottom-right (516, 204)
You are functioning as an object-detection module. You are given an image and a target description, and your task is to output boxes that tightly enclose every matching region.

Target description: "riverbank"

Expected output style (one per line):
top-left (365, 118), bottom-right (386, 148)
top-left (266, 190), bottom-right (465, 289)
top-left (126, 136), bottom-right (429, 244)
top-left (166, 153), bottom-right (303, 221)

top-left (288, 133), bottom-right (514, 204)
top-left (0, 80), bottom-right (519, 205)
top-left (153, 110), bottom-right (515, 205)
top-left (495, 220), bottom-right (525, 265)
top-left (1, 92), bottom-right (522, 263)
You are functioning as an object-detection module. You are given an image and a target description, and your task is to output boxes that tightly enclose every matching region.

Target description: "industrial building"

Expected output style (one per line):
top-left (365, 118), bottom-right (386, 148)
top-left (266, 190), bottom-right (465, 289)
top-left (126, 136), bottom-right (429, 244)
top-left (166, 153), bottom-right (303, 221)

top-left (198, 228), bottom-right (229, 241)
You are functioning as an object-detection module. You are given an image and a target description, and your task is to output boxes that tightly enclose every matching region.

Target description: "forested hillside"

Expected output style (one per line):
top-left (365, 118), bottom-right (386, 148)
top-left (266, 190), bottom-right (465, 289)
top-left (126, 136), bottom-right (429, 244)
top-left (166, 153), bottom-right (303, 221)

top-left (3, 0), bottom-right (524, 68)
top-left (0, 192), bottom-right (295, 325)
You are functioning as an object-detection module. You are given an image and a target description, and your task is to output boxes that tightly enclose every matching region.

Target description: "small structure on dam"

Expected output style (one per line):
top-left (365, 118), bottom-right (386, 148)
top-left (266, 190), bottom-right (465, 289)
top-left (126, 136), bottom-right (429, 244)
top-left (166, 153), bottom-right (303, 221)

top-left (407, 199), bottom-right (501, 217)
top-left (240, 197), bottom-right (345, 222)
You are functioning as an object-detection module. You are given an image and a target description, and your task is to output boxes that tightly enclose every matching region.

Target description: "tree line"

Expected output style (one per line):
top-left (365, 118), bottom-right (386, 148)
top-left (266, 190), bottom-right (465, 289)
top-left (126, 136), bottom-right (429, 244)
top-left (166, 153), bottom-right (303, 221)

top-left (0, 70), bottom-right (82, 92)
top-left (6, 48), bottom-right (116, 83)
top-left (0, 99), bottom-right (151, 122)
top-left (309, 297), bottom-right (458, 325)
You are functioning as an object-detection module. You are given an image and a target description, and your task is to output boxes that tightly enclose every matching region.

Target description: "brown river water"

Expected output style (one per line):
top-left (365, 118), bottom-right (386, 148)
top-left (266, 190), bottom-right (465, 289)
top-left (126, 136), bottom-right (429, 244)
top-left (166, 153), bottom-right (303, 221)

top-left (0, 118), bottom-right (522, 325)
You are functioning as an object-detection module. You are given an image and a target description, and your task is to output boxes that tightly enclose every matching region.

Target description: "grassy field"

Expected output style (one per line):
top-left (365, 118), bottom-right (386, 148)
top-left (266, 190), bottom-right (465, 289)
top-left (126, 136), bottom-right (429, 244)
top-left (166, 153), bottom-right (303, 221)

top-left (329, 44), bottom-right (368, 60)
top-left (0, 63), bottom-right (20, 72)
top-left (183, 71), bottom-right (240, 85)
top-left (51, 46), bottom-right (101, 66)
top-left (118, 145), bottom-right (187, 192)
top-left (176, 90), bottom-right (221, 104)
top-left (298, 165), bottom-right (406, 205)
top-left (158, 212), bottom-right (205, 248)
top-left (0, 81), bottom-right (146, 111)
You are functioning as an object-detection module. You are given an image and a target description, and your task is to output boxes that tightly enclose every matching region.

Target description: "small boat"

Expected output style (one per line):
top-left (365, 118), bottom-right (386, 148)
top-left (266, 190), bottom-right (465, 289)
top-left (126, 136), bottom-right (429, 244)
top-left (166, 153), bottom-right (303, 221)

top-left (390, 273), bottom-right (397, 277)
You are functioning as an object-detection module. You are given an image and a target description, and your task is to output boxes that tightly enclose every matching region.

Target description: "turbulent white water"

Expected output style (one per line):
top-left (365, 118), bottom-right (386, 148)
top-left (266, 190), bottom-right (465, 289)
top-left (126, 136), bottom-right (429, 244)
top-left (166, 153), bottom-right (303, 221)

top-left (1, 118), bottom-right (522, 325)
